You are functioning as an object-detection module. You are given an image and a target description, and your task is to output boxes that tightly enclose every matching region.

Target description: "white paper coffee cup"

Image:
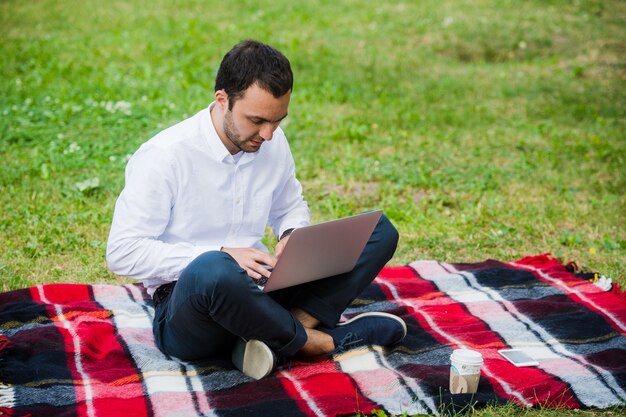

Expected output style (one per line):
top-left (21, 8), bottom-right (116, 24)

top-left (449, 349), bottom-right (483, 394)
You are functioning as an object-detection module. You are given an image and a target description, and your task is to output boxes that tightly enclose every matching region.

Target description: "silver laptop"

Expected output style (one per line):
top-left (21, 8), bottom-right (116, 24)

top-left (260, 210), bottom-right (383, 292)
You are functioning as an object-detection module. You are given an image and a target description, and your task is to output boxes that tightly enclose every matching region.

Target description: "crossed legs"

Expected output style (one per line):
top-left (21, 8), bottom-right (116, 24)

top-left (153, 214), bottom-right (399, 362)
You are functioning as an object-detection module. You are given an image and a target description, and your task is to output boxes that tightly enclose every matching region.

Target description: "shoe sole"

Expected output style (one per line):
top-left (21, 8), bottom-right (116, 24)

top-left (337, 311), bottom-right (408, 342)
top-left (231, 339), bottom-right (275, 380)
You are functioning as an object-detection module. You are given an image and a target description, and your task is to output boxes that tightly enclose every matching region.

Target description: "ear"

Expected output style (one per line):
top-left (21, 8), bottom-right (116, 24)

top-left (214, 89), bottom-right (229, 110)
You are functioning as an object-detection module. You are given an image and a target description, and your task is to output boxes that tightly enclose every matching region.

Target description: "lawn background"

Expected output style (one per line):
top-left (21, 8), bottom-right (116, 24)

top-left (1, 0), bottom-right (624, 415)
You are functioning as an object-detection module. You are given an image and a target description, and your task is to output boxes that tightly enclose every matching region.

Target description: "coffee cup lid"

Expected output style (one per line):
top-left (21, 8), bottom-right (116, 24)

top-left (450, 349), bottom-right (483, 365)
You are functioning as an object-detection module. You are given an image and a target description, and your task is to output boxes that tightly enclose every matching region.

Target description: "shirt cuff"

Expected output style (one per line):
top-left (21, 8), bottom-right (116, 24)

top-left (279, 228), bottom-right (295, 241)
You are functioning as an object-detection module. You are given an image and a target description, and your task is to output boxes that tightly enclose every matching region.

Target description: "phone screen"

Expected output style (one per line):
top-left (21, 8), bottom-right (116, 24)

top-left (498, 349), bottom-right (539, 366)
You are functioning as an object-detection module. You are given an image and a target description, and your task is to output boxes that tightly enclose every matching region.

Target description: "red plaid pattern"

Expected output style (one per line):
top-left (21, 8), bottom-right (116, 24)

top-left (1, 255), bottom-right (625, 416)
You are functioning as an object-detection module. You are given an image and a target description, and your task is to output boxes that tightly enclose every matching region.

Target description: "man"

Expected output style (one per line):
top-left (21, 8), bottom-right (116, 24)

top-left (107, 40), bottom-right (405, 380)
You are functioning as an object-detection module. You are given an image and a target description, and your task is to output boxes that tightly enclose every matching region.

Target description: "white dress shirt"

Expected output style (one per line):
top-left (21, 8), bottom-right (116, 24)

top-left (106, 103), bottom-right (310, 294)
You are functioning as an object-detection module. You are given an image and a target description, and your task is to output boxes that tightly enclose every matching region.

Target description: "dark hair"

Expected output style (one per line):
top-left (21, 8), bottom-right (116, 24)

top-left (215, 40), bottom-right (293, 110)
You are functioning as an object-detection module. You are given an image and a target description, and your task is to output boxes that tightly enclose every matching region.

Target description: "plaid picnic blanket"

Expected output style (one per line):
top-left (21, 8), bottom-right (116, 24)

top-left (1, 254), bottom-right (625, 416)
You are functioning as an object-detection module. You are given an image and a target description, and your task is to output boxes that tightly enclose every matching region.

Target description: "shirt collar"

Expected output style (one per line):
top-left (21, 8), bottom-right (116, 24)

top-left (202, 102), bottom-right (257, 165)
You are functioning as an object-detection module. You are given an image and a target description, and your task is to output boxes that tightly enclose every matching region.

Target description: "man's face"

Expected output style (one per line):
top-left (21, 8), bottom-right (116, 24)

top-left (219, 83), bottom-right (290, 154)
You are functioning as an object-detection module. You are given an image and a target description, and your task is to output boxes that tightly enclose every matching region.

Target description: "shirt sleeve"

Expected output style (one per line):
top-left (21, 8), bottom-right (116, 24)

top-left (106, 145), bottom-right (219, 281)
top-left (267, 140), bottom-right (310, 238)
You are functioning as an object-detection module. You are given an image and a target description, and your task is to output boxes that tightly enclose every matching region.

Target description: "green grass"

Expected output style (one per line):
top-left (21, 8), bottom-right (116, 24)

top-left (368, 403), bottom-right (626, 417)
top-left (1, 0), bottom-right (624, 415)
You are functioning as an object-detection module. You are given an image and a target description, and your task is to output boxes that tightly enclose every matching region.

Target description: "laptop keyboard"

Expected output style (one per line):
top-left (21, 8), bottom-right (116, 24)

top-left (254, 276), bottom-right (269, 290)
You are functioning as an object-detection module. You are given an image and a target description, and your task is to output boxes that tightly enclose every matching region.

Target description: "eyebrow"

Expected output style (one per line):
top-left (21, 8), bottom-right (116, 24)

top-left (248, 113), bottom-right (289, 124)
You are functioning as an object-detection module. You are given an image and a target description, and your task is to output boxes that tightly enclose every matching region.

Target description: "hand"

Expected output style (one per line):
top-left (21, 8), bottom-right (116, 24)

top-left (275, 234), bottom-right (291, 259)
top-left (221, 247), bottom-right (276, 280)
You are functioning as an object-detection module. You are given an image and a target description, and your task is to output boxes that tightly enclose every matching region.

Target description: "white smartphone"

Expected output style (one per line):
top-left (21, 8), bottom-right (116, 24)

top-left (498, 349), bottom-right (539, 367)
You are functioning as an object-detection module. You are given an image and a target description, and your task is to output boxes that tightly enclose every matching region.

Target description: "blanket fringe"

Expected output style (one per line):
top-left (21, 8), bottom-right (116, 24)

top-left (0, 336), bottom-right (16, 412)
top-left (0, 383), bottom-right (15, 409)
top-left (0, 335), bottom-right (12, 399)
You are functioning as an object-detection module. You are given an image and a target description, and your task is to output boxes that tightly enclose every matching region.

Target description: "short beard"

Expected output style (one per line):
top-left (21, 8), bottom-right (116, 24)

top-left (222, 110), bottom-right (261, 153)
top-left (223, 111), bottom-right (243, 152)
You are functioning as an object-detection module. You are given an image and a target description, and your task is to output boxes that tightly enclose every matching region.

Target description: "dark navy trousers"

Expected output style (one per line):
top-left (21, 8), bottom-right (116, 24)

top-left (152, 214), bottom-right (399, 361)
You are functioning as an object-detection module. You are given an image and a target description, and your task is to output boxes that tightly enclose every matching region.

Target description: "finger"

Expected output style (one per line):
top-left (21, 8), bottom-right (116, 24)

top-left (245, 267), bottom-right (263, 280)
top-left (251, 263), bottom-right (272, 278)
top-left (275, 242), bottom-right (285, 259)
top-left (252, 251), bottom-right (277, 269)
top-left (275, 235), bottom-right (290, 259)
top-left (243, 255), bottom-right (274, 279)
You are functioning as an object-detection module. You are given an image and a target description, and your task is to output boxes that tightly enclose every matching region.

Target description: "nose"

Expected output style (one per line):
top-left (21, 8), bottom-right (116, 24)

top-left (259, 123), bottom-right (277, 141)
